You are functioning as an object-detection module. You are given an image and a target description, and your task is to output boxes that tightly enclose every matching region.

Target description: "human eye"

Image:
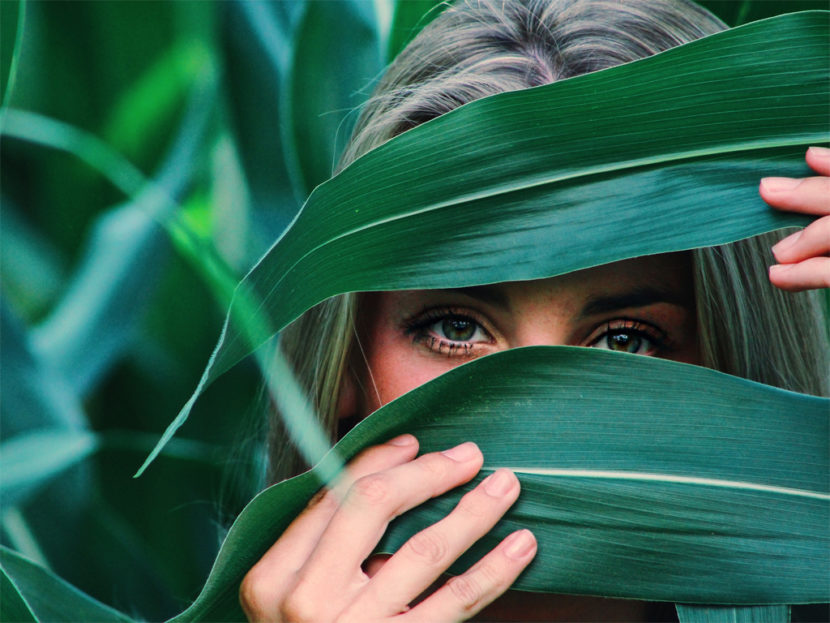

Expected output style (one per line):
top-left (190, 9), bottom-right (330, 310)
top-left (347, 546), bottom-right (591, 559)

top-left (403, 306), bottom-right (493, 357)
top-left (586, 318), bottom-right (668, 356)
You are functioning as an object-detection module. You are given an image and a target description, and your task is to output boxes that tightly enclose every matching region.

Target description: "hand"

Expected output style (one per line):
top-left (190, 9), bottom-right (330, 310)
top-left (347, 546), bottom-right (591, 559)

top-left (762, 146), bottom-right (830, 292)
top-left (239, 435), bottom-right (536, 622)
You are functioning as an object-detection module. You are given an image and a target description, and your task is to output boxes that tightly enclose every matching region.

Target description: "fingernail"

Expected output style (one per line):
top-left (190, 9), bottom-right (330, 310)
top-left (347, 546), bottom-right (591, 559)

top-left (504, 529), bottom-right (536, 559)
top-left (761, 177), bottom-right (800, 193)
top-left (771, 230), bottom-right (802, 256)
top-left (441, 441), bottom-right (479, 462)
top-left (388, 434), bottom-right (416, 446)
top-left (482, 469), bottom-right (515, 497)
top-left (808, 146), bottom-right (830, 159)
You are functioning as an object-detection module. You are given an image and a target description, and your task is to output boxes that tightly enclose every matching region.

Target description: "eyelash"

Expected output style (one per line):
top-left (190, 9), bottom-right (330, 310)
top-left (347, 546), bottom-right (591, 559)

top-left (586, 318), bottom-right (669, 355)
top-left (403, 309), bottom-right (671, 358)
top-left (402, 306), bottom-right (493, 357)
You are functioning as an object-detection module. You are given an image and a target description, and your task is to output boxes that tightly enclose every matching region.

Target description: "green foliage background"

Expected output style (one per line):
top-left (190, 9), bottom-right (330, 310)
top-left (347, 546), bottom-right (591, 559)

top-left (0, 0), bottom-right (826, 620)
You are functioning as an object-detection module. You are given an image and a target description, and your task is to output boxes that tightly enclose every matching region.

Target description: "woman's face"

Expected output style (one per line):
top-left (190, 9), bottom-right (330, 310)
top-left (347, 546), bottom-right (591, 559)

top-left (352, 252), bottom-right (699, 620)
top-left (357, 252), bottom-right (699, 415)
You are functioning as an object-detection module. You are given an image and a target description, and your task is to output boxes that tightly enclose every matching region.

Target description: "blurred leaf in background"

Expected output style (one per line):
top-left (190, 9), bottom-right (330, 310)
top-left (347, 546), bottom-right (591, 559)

top-left (1, 1), bottom-right (261, 619)
top-left (0, 1), bottom-right (826, 621)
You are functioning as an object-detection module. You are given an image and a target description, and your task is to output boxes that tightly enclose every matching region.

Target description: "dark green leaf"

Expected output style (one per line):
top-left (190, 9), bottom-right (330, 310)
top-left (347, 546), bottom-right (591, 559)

top-left (0, 546), bottom-right (134, 623)
top-left (142, 12), bottom-right (829, 474)
top-left (386, 0), bottom-right (446, 62)
top-left (1, 563), bottom-right (37, 623)
top-left (0, 302), bottom-right (85, 434)
top-left (30, 132), bottom-right (205, 394)
top-left (0, 430), bottom-right (98, 507)
top-left (287, 0), bottom-right (383, 195)
top-left (172, 348), bottom-right (830, 621)
top-left (0, 200), bottom-right (65, 319)
top-left (698, 1), bottom-right (829, 26)
top-left (5, 83), bottom-right (214, 395)
top-left (221, 0), bottom-right (303, 238)
top-left (676, 604), bottom-right (790, 623)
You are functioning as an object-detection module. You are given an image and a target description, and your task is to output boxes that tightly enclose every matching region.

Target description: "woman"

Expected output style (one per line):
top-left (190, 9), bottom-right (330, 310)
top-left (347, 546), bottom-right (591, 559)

top-left (240, 0), bottom-right (830, 620)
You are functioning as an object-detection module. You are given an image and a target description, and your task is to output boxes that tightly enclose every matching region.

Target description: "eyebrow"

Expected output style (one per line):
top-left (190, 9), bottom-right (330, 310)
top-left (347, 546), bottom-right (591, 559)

top-left (439, 285), bottom-right (511, 310)
top-left (579, 286), bottom-right (693, 318)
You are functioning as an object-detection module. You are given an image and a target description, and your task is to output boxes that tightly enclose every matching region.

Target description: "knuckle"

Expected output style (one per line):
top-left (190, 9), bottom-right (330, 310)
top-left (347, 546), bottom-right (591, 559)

top-left (308, 488), bottom-right (339, 514)
top-left (404, 528), bottom-right (450, 565)
top-left (457, 490), bottom-right (490, 519)
top-left (418, 453), bottom-right (450, 480)
top-left (238, 569), bottom-right (269, 617)
top-left (280, 579), bottom-right (319, 623)
top-left (240, 566), bottom-right (298, 622)
top-left (349, 473), bottom-right (392, 507)
top-left (446, 575), bottom-right (484, 611)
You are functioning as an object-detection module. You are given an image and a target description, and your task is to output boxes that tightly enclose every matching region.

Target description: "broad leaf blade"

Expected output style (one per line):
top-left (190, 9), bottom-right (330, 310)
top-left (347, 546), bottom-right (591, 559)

top-left (172, 348), bottom-right (830, 621)
top-left (141, 13), bottom-right (829, 474)
top-left (1, 564), bottom-right (37, 623)
top-left (287, 0), bottom-right (383, 196)
top-left (0, 547), bottom-right (135, 623)
top-left (221, 0), bottom-right (304, 236)
top-left (676, 604), bottom-right (790, 623)
top-left (386, 0), bottom-right (446, 62)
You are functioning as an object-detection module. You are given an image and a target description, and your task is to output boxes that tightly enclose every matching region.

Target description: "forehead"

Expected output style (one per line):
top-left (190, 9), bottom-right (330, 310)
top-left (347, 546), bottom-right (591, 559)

top-left (362, 252), bottom-right (694, 317)
top-left (506, 253), bottom-right (693, 298)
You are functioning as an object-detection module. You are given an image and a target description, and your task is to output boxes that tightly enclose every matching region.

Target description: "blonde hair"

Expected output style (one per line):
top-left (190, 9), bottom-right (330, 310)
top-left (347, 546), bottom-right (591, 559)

top-left (268, 0), bottom-right (829, 483)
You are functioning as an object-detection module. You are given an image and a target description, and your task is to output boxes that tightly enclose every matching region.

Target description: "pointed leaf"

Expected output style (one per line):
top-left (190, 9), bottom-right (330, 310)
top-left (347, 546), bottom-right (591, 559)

top-left (141, 12), bottom-right (829, 474)
top-left (172, 348), bottom-right (830, 621)
top-left (0, 547), bottom-right (134, 623)
top-left (1, 563), bottom-right (37, 622)
top-left (286, 0), bottom-right (383, 195)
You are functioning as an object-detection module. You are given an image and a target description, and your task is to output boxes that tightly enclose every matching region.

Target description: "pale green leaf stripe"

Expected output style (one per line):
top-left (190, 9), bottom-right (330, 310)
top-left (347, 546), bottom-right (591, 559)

top-left (498, 469), bottom-right (830, 501)
top-left (139, 12), bottom-right (828, 476)
top-left (172, 348), bottom-right (829, 621)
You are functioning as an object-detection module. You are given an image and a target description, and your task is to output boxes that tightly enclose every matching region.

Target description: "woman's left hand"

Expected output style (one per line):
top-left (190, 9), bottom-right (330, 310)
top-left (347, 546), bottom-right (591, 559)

top-left (761, 146), bottom-right (830, 292)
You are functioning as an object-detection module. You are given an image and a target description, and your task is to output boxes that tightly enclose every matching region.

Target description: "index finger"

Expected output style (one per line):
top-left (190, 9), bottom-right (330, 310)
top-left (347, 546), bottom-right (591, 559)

top-left (249, 435), bottom-right (420, 576)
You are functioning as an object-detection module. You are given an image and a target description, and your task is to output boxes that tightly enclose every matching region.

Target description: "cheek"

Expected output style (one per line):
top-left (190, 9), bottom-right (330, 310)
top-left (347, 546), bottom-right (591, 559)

top-left (361, 325), bottom-right (447, 414)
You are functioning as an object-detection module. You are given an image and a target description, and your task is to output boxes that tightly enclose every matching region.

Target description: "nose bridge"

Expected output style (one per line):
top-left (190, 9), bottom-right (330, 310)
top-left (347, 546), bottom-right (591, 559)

top-left (504, 277), bottom-right (578, 348)
top-left (512, 307), bottom-right (572, 348)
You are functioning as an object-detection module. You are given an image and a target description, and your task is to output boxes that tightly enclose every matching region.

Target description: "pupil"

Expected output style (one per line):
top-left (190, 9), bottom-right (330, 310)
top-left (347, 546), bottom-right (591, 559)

top-left (442, 318), bottom-right (475, 341)
top-left (609, 333), bottom-right (641, 352)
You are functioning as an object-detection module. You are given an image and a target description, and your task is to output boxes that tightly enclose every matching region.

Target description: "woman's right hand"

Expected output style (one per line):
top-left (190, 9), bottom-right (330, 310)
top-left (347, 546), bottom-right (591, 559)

top-left (239, 435), bottom-right (536, 622)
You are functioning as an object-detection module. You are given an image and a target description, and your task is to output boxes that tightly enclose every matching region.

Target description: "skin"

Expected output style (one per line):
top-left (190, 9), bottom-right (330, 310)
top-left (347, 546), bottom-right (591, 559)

top-left (241, 149), bottom-right (829, 622)
top-left (764, 146), bottom-right (830, 291)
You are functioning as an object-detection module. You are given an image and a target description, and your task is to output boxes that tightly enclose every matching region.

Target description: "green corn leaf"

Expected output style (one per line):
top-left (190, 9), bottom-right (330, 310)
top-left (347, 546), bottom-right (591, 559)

top-left (386, 0), bottom-right (447, 62)
top-left (0, 430), bottom-right (98, 507)
top-left (0, 302), bottom-right (86, 434)
top-left (1, 564), bottom-right (37, 623)
top-left (698, 0), bottom-right (830, 27)
top-left (138, 12), bottom-right (829, 476)
top-left (0, 546), bottom-right (135, 623)
top-left (0, 199), bottom-right (66, 319)
top-left (221, 0), bottom-right (303, 234)
top-left (286, 0), bottom-right (383, 196)
top-left (171, 347), bottom-right (829, 621)
top-left (676, 604), bottom-right (790, 623)
top-left (26, 85), bottom-right (214, 395)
